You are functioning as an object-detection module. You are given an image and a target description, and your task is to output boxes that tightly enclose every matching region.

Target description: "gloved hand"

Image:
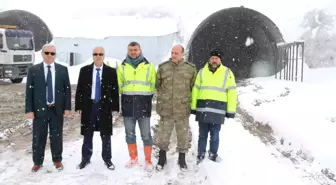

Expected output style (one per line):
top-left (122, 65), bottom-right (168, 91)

top-left (225, 113), bottom-right (235, 119)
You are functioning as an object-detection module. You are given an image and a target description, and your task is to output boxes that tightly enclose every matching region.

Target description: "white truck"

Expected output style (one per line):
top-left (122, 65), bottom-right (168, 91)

top-left (0, 25), bottom-right (35, 83)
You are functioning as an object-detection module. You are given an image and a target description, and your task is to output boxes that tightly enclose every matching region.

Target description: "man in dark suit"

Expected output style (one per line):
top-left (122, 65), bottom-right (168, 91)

top-left (75, 46), bottom-right (120, 170)
top-left (25, 44), bottom-right (72, 172)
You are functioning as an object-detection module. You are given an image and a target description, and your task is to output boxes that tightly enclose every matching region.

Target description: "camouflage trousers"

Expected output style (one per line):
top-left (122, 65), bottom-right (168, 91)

top-left (157, 117), bottom-right (189, 153)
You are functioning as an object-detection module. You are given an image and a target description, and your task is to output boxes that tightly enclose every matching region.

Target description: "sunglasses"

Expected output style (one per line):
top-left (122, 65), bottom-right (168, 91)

top-left (44, 52), bottom-right (56, 56)
top-left (93, 53), bottom-right (104, 56)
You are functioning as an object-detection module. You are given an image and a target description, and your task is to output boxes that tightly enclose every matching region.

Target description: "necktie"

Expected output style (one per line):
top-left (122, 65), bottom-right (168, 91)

top-left (47, 65), bottom-right (53, 104)
top-left (95, 68), bottom-right (101, 102)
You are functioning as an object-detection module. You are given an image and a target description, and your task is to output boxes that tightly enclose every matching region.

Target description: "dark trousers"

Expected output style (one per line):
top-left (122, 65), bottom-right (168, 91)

top-left (32, 106), bottom-right (63, 165)
top-left (81, 102), bottom-right (111, 162)
top-left (197, 122), bottom-right (222, 155)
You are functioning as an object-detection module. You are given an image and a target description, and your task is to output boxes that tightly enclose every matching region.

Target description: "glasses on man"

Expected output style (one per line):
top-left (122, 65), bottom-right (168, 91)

top-left (93, 53), bottom-right (104, 56)
top-left (44, 52), bottom-right (56, 56)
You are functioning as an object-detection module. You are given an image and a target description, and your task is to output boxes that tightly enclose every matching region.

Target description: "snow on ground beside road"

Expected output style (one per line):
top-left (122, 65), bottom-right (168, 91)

top-left (189, 117), bottom-right (317, 185)
top-left (0, 113), bottom-right (209, 185)
top-left (238, 67), bottom-right (336, 174)
top-left (1, 111), bottom-right (325, 185)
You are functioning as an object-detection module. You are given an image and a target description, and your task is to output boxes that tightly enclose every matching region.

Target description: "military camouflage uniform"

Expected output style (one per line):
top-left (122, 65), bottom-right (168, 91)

top-left (156, 58), bottom-right (197, 153)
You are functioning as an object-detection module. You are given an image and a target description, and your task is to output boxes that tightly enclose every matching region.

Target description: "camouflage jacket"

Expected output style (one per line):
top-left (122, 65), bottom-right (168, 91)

top-left (155, 58), bottom-right (197, 118)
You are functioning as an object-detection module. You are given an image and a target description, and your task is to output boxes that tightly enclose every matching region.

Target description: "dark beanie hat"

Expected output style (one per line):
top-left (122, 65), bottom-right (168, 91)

top-left (209, 49), bottom-right (223, 59)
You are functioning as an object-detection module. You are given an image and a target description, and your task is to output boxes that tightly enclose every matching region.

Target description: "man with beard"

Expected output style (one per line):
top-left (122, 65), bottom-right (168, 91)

top-left (191, 48), bottom-right (237, 164)
top-left (117, 42), bottom-right (156, 171)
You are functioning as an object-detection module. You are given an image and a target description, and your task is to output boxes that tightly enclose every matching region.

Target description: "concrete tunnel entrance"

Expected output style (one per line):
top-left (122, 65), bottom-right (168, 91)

top-left (187, 7), bottom-right (285, 79)
top-left (0, 8), bottom-right (285, 79)
top-left (0, 9), bottom-right (53, 52)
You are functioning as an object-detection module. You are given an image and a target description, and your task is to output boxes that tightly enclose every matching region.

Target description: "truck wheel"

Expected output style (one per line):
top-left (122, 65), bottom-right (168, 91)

top-left (10, 78), bottom-right (23, 84)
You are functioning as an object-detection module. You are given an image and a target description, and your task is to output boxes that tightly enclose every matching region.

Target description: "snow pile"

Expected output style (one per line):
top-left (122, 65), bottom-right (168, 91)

top-left (0, 132), bottom-right (5, 140)
top-left (238, 68), bottom-right (336, 173)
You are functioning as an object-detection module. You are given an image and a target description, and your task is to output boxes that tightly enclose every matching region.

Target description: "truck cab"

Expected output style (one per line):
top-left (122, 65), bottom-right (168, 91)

top-left (0, 25), bottom-right (35, 83)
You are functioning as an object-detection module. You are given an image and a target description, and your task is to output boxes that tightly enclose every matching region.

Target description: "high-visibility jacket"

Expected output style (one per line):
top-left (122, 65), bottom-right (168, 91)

top-left (117, 59), bottom-right (156, 118)
top-left (191, 63), bottom-right (237, 124)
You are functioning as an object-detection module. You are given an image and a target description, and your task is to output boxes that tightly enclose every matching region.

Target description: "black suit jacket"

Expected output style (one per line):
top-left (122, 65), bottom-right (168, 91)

top-left (25, 62), bottom-right (72, 118)
top-left (75, 63), bottom-right (119, 136)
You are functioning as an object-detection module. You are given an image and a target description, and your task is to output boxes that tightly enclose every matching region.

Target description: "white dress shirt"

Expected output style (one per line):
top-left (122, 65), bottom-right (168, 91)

top-left (91, 64), bottom-right (103, 100)
top-left (43, 62), bottom-right (55, 105)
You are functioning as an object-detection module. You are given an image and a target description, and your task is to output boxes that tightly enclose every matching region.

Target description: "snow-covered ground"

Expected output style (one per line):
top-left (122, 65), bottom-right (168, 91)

top-left (238, 67), bottom-right (336, 182)
top-left (4, 61), bottom-right (336, 183)
top-left (1, 66), bottom-right (336, 184)
top-left (1, 0), bottom-right (336, 184)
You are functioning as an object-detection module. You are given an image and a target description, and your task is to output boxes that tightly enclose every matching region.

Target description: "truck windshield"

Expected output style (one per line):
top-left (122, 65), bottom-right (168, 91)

top-left (5, 29), bottom-right (34, 50)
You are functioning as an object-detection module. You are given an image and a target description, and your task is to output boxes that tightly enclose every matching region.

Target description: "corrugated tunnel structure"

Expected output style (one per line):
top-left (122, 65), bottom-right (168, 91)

top-left (187, 7), bottom-right (285, 79)
top-left (0, 9), bottom-right (53, 51)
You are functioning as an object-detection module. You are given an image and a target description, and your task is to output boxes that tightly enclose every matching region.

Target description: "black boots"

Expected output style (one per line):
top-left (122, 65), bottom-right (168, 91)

top-left (156, 150), bottom-right (167, 171)
top-left (178, 153), bottom-right (187, 171)
top-left (208, 151), bottom-right (219, 162)
top-left (196, 154), bottom-right (205, 165)
top-left (78, 159), bottom-right (90, 169)
top-left (104, 160), bottom-right (115, 170)
top-left (156, 150), bottom-right (188, 172)
top-left (196, 152), bottom-right (221, 165)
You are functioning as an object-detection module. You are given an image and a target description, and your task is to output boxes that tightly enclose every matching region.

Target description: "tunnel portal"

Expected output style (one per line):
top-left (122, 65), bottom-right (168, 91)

top-left (0, 9), bottom-right (53, 51)
top-left (187, 7), bottom-right (285, 79)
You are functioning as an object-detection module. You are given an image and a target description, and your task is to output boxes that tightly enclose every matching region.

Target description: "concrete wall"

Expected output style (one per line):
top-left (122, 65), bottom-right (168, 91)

top-left (54, 33), bottom-right (180, 66)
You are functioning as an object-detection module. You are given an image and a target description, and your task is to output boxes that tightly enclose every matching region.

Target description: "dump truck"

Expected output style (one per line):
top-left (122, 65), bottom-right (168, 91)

top-left (0, 25), bottom-right (35, 83)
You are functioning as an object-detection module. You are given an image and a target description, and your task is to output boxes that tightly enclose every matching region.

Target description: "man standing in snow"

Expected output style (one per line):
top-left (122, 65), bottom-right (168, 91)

top-left (155, 44), bottom-right (197, 171)
top-left (117, 42), bottom-right (156, 171)
top-left (75, 46), bottom-right (120, 170)
top-left (25, 44), bottom-right (72, 172)
top-left (191, 48), bottom-right (237, 164)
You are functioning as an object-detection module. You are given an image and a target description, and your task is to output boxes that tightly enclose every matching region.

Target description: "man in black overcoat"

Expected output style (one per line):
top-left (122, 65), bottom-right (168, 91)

top-left (75, 46), bottom-right (120, 170)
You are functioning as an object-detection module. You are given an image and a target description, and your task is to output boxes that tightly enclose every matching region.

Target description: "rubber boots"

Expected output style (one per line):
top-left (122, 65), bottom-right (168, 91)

top-left (125, 143), bottom-right (138, 168)
top-left (144, 146), bottom-right (153, 171)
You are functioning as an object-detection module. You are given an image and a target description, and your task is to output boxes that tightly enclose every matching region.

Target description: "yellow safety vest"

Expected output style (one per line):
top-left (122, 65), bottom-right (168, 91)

top-left (117, 61), bottom-right (156, 96)
top-left (191, 63), bottom-right (237, 123)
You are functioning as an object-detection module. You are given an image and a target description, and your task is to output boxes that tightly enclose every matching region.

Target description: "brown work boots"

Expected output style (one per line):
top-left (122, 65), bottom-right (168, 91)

top-left (31, 162), bottom-right (63, 172)
top-left (31, 165), bottom-right (42, 172)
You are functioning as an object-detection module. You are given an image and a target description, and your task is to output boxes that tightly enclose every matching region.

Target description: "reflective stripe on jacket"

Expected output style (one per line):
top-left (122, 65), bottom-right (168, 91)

top-left (191, 63), bottom-right (237, 124)
top-left (117, 59), bottom-right (156, 118)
